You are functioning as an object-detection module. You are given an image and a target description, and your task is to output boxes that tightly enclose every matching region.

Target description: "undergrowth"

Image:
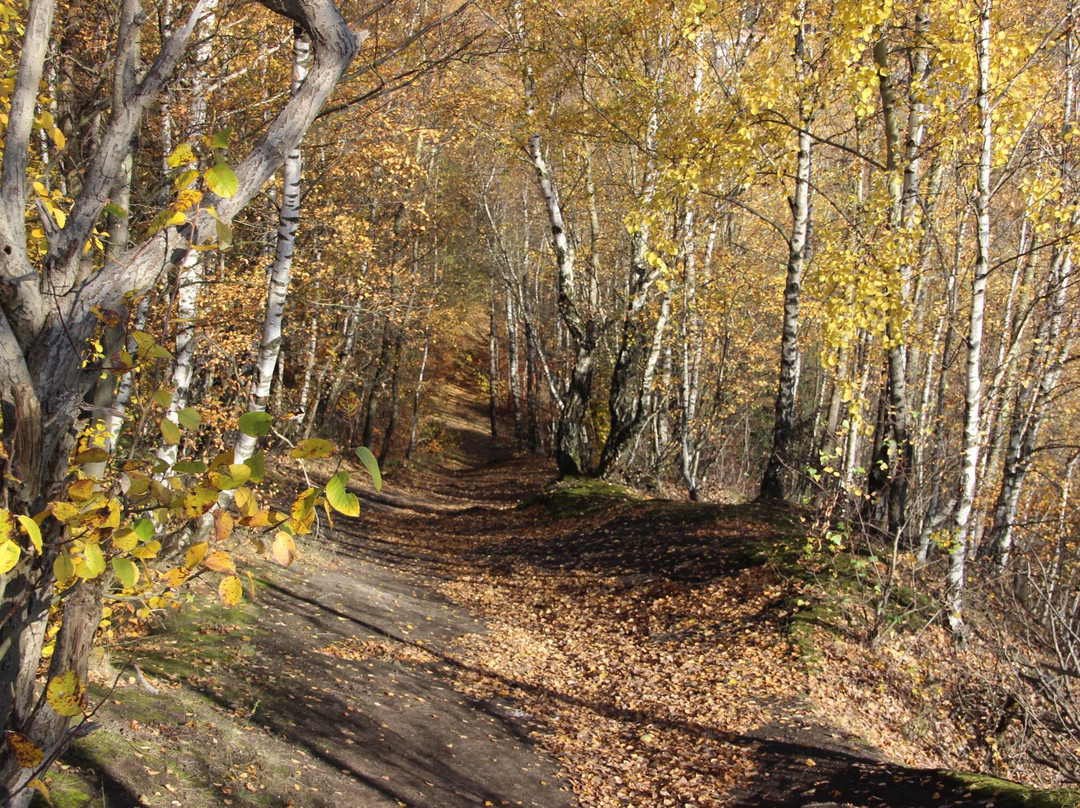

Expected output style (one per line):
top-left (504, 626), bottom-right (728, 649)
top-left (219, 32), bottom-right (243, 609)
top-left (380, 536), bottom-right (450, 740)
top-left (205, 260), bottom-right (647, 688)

top-left (777, 512), bottom-right (1080, 799)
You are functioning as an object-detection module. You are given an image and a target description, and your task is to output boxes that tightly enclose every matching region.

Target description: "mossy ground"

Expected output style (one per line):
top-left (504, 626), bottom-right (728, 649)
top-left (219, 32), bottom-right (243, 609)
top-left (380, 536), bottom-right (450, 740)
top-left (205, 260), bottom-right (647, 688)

top-left (529, 475), bottom-right (643, 516)
top-left (944, 771), bottom-right (1080, 808)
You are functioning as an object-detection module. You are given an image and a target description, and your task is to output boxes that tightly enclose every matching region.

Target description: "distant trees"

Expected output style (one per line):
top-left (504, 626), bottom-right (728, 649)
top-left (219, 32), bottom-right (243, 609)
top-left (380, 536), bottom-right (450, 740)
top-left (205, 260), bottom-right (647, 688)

top-left (470, 0), bottom-right (1080, 648)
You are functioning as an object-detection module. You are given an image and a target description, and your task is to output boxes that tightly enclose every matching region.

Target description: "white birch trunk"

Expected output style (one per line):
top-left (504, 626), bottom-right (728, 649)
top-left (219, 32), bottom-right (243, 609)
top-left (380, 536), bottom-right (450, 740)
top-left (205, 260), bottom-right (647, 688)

top-left (406, 329), bottom-right (430, 460)
top-left (505, 287), bottom-right (524, 443)
top-left (949, 0), bottom-right (993, 635)
top-left (234, 29), bottom-right (311, 465)
top-left (761, 119), bottom-right (812, 498)
top-left (488, 271), bottom-right (499, 441)
top-left (156, 0), bottom-right (218, 472)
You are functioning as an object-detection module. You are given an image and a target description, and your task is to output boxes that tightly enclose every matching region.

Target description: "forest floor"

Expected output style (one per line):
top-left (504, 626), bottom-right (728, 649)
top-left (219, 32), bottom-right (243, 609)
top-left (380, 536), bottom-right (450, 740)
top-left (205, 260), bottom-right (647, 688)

top-left (44, 378), bottom-right (1080, 808)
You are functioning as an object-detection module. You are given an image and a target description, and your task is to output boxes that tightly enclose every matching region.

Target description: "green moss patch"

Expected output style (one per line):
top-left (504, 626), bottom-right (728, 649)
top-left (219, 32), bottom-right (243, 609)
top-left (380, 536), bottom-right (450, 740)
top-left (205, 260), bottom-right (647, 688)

top-left (944, 771), bottom-right (1080, 807)
top-left (528, 475), bottom-right (643, 516)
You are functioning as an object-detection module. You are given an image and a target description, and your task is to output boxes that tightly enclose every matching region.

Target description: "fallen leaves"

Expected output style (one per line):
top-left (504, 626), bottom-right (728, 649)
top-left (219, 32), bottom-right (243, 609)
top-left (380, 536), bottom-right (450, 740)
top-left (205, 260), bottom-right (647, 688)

top-left (436, 501), bottom-right (806, 807)
top-left (319, 638), bottom-right (436, 666)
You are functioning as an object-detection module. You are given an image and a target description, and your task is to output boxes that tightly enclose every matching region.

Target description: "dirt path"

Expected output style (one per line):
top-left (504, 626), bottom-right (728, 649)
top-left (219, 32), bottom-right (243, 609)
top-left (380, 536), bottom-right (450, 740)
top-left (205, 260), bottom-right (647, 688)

top-left (59, 381), bottom-right (1065, 808)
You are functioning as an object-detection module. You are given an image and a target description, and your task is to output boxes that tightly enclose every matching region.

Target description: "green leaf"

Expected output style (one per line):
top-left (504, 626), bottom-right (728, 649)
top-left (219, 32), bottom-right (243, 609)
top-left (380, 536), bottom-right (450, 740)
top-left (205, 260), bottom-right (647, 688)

top-left (134, 332), bottom-right (173, 362)
top-left (205, 126), bottom-right (232, 150)
top-left (244, 452), bottom-right (265, 483)
top-left (103, 202), bottom-right (128, 218)
top-left (172, 461), bottom-right (206, 474)
top-left (356, 446), bottom-right (383, 492)
top-left (205, 162), bottom-right (238, 198)
top-left (160, 418), bottom-right (181, 446)
top-left (216, 219), bottom-right (233, 250)
top-left (178, 408), bottom-right (202, 430)
top-left (17, 516), bottom-right (41, 554)
top-left (291, 438), bottom-right (334, 460)
top-left (238, 411), bottom-right (272, 438)
top-left (54, 554), bottom-right (75, 586)
top-left (325, 472), bottom-right (360, 517)
top-left (133, 518), bottom-right (155, 543)
top-left (111, 557), bottom-right (138, 589)
top-left (46, 671), bottom-right (86, 717)
top-left (0, 539), bottom-right (20, 574)
top-left (80, 543), bottom-right (106, 579)
top-left (151, 388), bottom-right (173, 409)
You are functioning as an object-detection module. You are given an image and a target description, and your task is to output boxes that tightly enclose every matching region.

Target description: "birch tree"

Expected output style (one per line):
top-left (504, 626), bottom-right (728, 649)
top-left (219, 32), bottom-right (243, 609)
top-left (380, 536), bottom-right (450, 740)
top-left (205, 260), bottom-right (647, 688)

top-left (948, 0), bottom-right (993, 636)
top-left (234, 28), bottom-right (313, 466)
top-left (760, 0), bottom-right (815, 500)
top-left (0, 0), bottom-right (356, 800)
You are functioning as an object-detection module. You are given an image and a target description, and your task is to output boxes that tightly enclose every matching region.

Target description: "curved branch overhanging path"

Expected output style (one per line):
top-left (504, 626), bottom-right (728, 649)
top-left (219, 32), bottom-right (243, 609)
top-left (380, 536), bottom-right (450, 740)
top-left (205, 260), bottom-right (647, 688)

top-left (78, 372), bottom-right (1027, 807)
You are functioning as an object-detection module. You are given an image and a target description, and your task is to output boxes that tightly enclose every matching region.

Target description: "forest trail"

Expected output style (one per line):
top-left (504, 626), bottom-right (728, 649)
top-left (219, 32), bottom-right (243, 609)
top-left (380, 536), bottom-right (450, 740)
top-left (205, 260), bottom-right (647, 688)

top-left (64, 371), bottom-right (1051, 808)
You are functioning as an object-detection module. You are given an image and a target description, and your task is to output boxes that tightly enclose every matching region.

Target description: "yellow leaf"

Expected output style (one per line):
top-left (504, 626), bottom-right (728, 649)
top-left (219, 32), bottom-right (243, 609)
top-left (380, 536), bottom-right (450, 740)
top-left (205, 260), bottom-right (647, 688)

top-left (112, 527), bottom-right (138, 552)
top-left (325, 472), bottom-right (359, 517)
top-left (219, 575), bottom-right (243, 606)
top-left (46, 671), bottom-right (86, 717)
top-left (53, 554), bottom-right (75, 586)
top-left (0, 538), bottom-right (21, 574)
top-left (28, 778), bottom-right (50, 800)
top-left (175, 188), bottom-right (203, 212)
top-left (51, 501), bottom-right (81, 524)
top-left (214, 509), bottom-right (234, 542)
top-left (84, 499), bottom-right (121, 531)
top-left (16, 515), bottom-right (41, 554)
top-left (67, 479), bottom-right (96, 502)
top-left (202, 550), bottom-right (235, 574)
top-left (183, 487), bottom-right (219, 518)
top-left (185, 541), bottom-right (209, 569)
top-left (6, 731), bottom-right (43, 768)
top-left (166, 143), bottom-right (196, 168)
top-left (173, 168), bottom-right (200, 190)
top-left (234, 487), bottom-right (257, 518)
top-left (131, 540), bottom-right (161, 560)
top-left (78, 542), bottom-right (105, 578)
top-left (272, 532), bottom-right (296, 567)
top-left (162, 567), bottom-right (189, 588)
top-left (239, 509), bottom-right (273, 528)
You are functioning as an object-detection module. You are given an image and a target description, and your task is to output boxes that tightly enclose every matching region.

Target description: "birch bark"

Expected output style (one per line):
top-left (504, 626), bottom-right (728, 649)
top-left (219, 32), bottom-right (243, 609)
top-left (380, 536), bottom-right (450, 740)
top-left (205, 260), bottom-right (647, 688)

top-left (234, 29), bottom-right (312, 466)
top-left (948, 0), bottom-right (993, 636)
